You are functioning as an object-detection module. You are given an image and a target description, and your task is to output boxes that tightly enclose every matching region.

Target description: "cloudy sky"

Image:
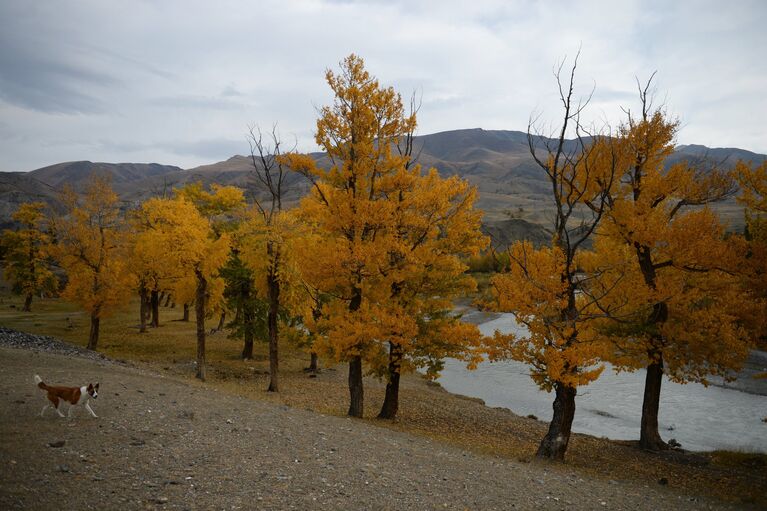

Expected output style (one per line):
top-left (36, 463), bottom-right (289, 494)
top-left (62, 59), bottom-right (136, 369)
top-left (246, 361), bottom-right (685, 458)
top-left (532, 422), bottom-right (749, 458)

top-left (0, 0), bottom-right (765, 172)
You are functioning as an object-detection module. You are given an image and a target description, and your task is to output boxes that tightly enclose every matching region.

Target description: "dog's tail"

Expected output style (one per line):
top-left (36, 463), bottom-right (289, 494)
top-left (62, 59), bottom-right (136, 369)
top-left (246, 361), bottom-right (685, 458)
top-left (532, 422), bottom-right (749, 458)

top-left (34, 374), bottom-right (47, 390)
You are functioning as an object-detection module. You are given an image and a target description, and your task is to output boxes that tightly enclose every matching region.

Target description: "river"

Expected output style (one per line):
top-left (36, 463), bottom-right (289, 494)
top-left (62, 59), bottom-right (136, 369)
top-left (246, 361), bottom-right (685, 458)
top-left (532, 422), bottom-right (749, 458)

top-left (439, 312), bottom-right (767, 453)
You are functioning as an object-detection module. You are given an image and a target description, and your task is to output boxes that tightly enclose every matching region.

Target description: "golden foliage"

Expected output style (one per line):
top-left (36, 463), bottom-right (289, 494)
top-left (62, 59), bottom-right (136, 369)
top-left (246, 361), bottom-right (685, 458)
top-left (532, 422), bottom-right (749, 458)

top-left (584, 107), bottom-right (753, 382)
top-left (0, 202), bottom-right (57, 306)
top-left (137, 195), bottom-right (232, 314)
top-left (52, 177), bottom-right (134, 319)
top-left (282, 54), bottom-right (486, 379)
top-left (490, 242), bottom-right (605, 391)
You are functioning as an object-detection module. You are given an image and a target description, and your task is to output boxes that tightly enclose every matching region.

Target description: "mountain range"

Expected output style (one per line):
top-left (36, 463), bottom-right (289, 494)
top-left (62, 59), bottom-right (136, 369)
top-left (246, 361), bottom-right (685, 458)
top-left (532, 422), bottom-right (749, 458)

top-left (1, 128), bottom-right (764, 242)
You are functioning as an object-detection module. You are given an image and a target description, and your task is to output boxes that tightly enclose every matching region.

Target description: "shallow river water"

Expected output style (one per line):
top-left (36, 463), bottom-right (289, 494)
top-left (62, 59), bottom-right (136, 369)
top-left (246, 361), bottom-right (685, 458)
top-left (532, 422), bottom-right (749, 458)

top-left (439, 313), bottom-right (767, 453)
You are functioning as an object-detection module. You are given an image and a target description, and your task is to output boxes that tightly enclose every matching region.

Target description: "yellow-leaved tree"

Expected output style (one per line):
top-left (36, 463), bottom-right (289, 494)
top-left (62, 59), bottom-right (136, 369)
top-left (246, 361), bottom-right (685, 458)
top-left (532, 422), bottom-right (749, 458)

top-left (372, 162), bottom-right (487, 419)
top-left (138, 190), bottom-right (236, 380)
top-left (130, 208), bottom-right (182, 333)
top-left (283, 55), bottom-right (486, 418)
top-left (583, 80), bottom-right (752, 450)
top-left (489, 55), bottom-right (617, 460)
top-left (0, 202), bottom-right (56, 311)
top-left (236, 126), bottom-right (294, 391)
top-left (735, 160), bottom-right (767, 350)
top-left (53, 176), bottom-right (134, 350)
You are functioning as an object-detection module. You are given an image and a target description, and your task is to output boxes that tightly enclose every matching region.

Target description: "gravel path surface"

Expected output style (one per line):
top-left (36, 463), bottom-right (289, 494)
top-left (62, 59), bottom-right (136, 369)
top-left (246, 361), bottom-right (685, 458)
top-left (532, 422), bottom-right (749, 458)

top-left (0, 330), bottom-right (751, 510)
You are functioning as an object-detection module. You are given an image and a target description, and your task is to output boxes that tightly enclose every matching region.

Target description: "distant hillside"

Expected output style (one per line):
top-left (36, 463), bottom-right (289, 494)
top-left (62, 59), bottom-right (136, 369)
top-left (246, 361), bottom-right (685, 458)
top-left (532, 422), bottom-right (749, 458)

top-left (1, 129), bottom-right (764, 243)
top-left (28, 161), bottom-right (183, 189)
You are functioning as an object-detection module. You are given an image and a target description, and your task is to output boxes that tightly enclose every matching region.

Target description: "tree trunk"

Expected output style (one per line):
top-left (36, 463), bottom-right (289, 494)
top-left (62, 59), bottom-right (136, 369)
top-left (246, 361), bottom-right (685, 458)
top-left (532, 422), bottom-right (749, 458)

top-left (87, 314), bottom-right (100, 351)
top-left (267, 264), bottom-right (280, 392)
top-left (150, 289), bottom-right (160, 328)
top-left (182, 303), bottom-right (190, 322)
top-left (348, 355), bottom-right (364, 418)
top-left (347, 286), bottom-right (364, 417)
top-left (216, 311), bottom-right (226, 332)
top-left (241, 332), bottom-right (254, 360)
top-left (536, 383), bottom-right (577, 461)
top-left (139, 285), bottom-right (149, 333)
top-left (195, 271), bottom-right (207, 381)
top-left (23, 293), bottom-right (33, 312)
top-left (378, 342), bottom-right (402, 419)
top-left (164, 294), bottom-right (172, 307)
top-left (308, 352), bottom-right (319, 373)
top-left (640, 351), bottom-right (668, 450)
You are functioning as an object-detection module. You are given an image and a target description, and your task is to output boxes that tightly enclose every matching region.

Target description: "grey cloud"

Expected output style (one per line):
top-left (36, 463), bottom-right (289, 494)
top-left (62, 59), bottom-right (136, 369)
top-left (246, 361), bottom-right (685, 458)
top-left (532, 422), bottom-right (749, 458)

top-left (0, 40), bottom-right (117, 114)
top-left (147, 95), bottom-right (247, 111)
top-left (165, 138), bottom-right (249, 161)
top-left (96, 138), bottom-right (248, 162)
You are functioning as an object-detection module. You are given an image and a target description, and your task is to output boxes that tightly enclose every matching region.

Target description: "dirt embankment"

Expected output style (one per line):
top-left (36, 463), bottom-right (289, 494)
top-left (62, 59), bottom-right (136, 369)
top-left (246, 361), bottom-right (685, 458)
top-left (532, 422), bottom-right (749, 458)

top-left (0, 332), bottom-right (754, 510)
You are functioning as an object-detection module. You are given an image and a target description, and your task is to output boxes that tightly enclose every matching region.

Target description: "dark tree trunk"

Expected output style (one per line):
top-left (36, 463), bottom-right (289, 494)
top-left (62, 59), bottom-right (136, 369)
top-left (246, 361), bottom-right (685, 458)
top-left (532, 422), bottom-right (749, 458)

top-left (87, 314), bottom-right (100, 351)
top-left (308, 352), bottom-right (319, 373)
top-left (378, 342), bottom-right (402, 419)
top-left (241, 299), bottom-right (254, 359)
top-left (241, 330), bottom-right (254, 360)
top-left (347, 286), bottom-right (364, 417)
top-left (150, 289), bottom-right (160, 328)
top-left (640, 352), bottom-right (668, 450)
top-left (23, 293), bottom-right (33, 312)
top-left (182, 303), bottom-right (190, 322)
top-left (195, 271), bottom-right (207, 381)
top-left (266, 250), bottom-right (280, 392)
top-left (139, 285), bottom-right (149, 333)
top-left (216, 311), bottom-right (226, 332)
top-left (348, 355), bottom-right (364, 418)
top-left (164, 294), bottom-right (172, 307)
top-left (635, 243), bottom-right (670, 451)
top-left (536, 383), bottom-right (577, 461)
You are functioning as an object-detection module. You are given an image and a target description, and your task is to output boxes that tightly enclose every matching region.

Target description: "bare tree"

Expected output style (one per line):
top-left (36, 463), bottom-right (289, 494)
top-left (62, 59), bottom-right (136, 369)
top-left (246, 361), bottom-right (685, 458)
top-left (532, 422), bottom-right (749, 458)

top-left (522, 51), bottom-right (616, 460)
top-left (247, 124), bottom-right (293, 392)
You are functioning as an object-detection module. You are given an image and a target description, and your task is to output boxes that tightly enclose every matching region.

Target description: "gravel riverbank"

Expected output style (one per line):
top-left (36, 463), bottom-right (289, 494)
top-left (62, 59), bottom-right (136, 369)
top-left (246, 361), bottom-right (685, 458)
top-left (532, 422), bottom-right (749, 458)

top-left (0, 328), bottom-right (754, 510)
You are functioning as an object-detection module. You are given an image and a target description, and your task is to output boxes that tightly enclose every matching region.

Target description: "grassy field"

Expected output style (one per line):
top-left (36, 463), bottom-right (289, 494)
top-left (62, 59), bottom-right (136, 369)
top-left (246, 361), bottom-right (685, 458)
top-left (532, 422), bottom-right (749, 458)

top-left (1, 289), bottom-right (766, 507)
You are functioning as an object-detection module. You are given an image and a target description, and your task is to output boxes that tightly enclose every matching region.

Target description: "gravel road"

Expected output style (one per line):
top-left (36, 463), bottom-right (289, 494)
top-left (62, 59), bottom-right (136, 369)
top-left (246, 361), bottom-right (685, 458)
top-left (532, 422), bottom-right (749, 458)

top-left (0, 330), bottom-right (752, 510)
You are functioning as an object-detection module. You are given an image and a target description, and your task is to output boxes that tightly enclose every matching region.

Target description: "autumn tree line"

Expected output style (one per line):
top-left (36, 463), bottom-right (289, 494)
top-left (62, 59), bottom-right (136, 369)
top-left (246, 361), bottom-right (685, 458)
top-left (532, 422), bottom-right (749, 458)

top-left (2, 55), bottom-right (766, 461)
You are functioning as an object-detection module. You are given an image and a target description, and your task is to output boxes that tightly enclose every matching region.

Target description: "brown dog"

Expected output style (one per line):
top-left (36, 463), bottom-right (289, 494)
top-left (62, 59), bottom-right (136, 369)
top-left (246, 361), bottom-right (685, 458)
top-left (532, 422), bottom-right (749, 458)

top-left (35, 374), bottom-right (99, 418)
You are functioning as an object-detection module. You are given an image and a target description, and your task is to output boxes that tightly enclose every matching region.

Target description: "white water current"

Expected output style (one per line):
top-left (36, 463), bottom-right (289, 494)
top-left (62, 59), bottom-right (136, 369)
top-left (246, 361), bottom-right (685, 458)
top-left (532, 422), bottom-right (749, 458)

top-left (439, 313), bottom-right (767, 453)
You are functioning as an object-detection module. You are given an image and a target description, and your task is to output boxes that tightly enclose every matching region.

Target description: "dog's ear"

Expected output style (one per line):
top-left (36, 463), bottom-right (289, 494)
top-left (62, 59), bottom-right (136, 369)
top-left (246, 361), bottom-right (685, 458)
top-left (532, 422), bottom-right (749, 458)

top-left (87, 383), bottom-right (94, 391)
top-left (95, 383), bottom-right (100, 390)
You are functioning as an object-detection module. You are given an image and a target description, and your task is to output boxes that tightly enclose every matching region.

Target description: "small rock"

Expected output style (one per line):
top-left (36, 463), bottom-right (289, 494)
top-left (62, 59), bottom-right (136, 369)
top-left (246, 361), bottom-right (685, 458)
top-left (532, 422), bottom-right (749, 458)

top-left (658, 477), bottom-right (668, 485)
top-left (129, 439), bottom-right (145, 446)
top-left (48, 440), bottom-right (66, 448)
top-left (155, 497), bottom-right (169, 504)
top-left (57, 465), bottom-right (70, 473)
top-left (226, 419), bottom-right (233, 424)
top-left (14, 399), bottom-right (25, 404)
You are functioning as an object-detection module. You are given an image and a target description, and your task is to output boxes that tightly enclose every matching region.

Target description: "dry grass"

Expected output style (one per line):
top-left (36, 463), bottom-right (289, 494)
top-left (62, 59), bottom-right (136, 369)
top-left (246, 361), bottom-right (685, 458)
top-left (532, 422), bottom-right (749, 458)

top-left (1, 292), bottom-right (765, 507)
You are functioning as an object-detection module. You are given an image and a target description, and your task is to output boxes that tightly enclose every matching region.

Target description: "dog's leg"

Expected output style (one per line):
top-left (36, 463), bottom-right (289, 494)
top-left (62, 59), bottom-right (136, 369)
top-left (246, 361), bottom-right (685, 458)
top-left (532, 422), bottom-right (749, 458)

top-left (67, 405), bottom-right (74, 418)
top-left (40, 404), bottom-right (49, 417)
top-left (85, 401), bottom-right (98, 418)
top-left (48, 396), bottom-right (65, 418)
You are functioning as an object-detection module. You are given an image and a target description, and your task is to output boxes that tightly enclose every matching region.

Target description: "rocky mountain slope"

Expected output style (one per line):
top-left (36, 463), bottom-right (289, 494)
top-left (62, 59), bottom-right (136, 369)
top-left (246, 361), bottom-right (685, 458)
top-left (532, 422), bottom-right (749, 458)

top-left (2, 129), bottom-right (764, 239)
